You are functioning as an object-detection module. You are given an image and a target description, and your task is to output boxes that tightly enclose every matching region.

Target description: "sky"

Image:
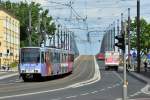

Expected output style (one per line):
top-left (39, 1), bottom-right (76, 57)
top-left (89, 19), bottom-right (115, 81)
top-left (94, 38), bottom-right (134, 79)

top-left (9, 0), bottom-right (150, 55)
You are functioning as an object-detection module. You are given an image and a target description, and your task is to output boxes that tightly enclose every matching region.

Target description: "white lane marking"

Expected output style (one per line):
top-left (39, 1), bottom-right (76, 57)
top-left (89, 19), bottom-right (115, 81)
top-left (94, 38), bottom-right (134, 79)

top-left (129, 84), bottom-right (150, 98)
top-left (74, 55), bottom-right (81, 61)
top-left (0, 80), bottom-right (22, 86)
top-left (91, 91), bottom-right (98, 94)
top-left (100, 89), bottom-right (105, 91)
top-left (0, 73), bottom-right (18, 80)
top-left (80, 93), bottom-right (89, 96)
top-left (9, 80), bottom-right (15, 82)
top-left (107, 86), bottom-right (112, 89)
top-left (15, 80), bottom-right (22, 83)
top-left (16, 79), bottom-right (19, 81)
top-left (113, 83), bottom-right (120, 87)
top-left (129, 91), bottom-right (142, 97)
top-left (0, 86), bottom-right (71, 99)
top-left (51, 98), bottom-right (61, 100)
top-left (116, 98), bottom-right (135, 100)
top-left (66, 95), bottom-right (77, 99)
top-left (0, 56), bottom-right (101, 99)
top-left (0, 72), bottom-right (7, 75)
top-left (115, 98), bottom-right (122, 100)
top-left (112, 85), bottom-right (116, 88)
top-left (113, 71), bottom-right (123, 82)
top-left (141, 84), bottom-right (150, 95)
top-left (69, 56), bottom-right (101, 88)
top-left (115, 83), bottom-right (120, 86)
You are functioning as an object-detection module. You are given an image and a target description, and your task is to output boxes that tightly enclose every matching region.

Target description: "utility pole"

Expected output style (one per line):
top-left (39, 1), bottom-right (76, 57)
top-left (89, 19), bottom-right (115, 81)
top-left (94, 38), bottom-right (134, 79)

top-left (68, 32), bottom-right (70, 50)
top-left (117, 19), bottom-right (120, 35)
top-left (121, 13), bottom-right (127, 100)
top-left (110, 25), bottom-right (112, 51)
top-left (57, 26), bottom-right (60, 48)
top-left (65, 30), bottom-right (67, 50)
top-left (113, 22), bottom-right (115, 51)
top-left (57, 33), bottom-right (59, 48)
top-left (38, 12), bottom-right (41, 46)
top-left (127, 8), bottom-right (131, 70)
top-left (109, 28), bottom-right (111, 51)
top-left (66, 29), bottom-right (68, 50)
top-left (67, 33), bottom-right (69, 50)
top-left (63, 31), bottom-right (65, 50)
top-left (60, 29), bottom-right (63, 48)
top-left (121, 13), bottom-right (123, 36)
top-left (117, 19), bottom-right (120, 51)
top-left (28, 6), bottom-right (32, 46)
top-left (53, 33), bottom-right (55, 48)
top-left (107, 30), bottom-right (109, 51)
top-left (137, 0), bottom-right (141, 73)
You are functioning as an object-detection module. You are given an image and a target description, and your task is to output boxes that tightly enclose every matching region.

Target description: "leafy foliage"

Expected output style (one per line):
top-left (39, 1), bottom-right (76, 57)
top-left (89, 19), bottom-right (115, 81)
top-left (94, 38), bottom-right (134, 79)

top-left (10, 61), bottom-right (18, 68)
top-left (0, 1), bottom-right (56, 47)
top-left (130, 18), bottom-right (150, 54)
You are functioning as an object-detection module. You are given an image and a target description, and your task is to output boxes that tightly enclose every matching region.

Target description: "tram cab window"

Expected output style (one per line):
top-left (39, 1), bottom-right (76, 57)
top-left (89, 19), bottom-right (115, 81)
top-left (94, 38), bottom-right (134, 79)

top-left (41, 52), bottom-right (44, 63)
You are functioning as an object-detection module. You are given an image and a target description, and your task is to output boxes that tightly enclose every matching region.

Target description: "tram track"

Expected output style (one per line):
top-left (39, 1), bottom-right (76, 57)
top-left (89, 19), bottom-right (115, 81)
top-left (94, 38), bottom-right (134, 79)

top-left (0, 55), bottom-right (96, 98)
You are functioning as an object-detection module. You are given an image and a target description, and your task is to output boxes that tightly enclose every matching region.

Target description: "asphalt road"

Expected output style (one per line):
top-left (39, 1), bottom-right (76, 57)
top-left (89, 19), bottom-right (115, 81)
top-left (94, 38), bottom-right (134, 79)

top-left (0, 55), bottom-right (150, 100)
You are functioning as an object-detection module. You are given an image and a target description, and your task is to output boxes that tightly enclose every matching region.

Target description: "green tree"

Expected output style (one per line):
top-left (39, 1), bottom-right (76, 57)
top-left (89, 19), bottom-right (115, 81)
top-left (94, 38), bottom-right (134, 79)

top-left (1, 1), bottom-right (56, 47)
top-left (130, 18), bottom-right (150, 54)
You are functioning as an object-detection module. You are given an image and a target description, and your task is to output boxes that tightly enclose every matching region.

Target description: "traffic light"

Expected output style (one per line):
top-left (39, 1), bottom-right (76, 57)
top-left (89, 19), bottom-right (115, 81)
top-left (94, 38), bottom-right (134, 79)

top-left (115, 34), bottom-right (125, 51)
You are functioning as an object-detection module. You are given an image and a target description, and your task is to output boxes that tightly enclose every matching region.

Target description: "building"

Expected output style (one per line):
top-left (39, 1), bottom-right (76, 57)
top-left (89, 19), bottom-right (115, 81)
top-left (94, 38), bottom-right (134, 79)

top-left (0, 9), bottom-right (20, 68)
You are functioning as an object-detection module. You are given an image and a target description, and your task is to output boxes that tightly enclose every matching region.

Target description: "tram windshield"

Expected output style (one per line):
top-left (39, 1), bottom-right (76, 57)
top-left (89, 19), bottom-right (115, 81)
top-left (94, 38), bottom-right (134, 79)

top-left (21, 48), bottom-right (40, 63)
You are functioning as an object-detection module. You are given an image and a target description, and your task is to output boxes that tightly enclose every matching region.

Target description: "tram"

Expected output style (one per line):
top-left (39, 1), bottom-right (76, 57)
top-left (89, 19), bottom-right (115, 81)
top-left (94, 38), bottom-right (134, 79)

top-left (19, 47), bottom-right (74, 81)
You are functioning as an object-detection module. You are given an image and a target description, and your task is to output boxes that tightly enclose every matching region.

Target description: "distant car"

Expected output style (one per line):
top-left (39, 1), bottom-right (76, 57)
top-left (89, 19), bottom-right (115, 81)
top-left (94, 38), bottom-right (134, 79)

top-left (96, 53), bottom-right (105, 60)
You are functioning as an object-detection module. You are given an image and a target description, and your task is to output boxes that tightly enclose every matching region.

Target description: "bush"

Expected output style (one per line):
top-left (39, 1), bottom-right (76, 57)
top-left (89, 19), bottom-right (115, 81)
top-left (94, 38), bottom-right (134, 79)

top-left (10, 62), bottom-right (18, 68)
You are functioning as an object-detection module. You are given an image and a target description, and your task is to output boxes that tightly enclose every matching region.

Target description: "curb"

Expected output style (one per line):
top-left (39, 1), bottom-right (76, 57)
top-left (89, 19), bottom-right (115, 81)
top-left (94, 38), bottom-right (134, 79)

top-left (0, 73), bottom-right (18, 80)
top-left (0, 70), bottom-right (18, 72)
top-left (68, 56), bottom-right (101, 88)
top-left (127, 71), bottom-right (148, 84)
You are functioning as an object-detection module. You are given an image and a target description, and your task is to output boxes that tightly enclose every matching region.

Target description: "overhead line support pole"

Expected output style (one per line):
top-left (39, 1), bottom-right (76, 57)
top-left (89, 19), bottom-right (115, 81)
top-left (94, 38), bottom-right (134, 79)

top-left (128, 8), bottom-right (131, 70)
top-left (121, 13), bottom-right (127, 100)
top-left (137, 0), bottom-right (141, 73)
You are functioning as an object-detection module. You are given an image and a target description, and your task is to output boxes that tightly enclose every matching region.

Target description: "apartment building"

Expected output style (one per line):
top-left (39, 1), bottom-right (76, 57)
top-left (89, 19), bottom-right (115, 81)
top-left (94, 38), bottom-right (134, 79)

top-left (0, 9), bottom-right (20, 68)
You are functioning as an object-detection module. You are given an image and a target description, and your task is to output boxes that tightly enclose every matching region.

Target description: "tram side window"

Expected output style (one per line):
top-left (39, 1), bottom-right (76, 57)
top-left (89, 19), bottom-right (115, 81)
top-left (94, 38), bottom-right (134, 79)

top-left (50, 52), bottom-right (53, 63)
top-left (60, 53), bottom-right (62, 62)
top-left (57, 53), bottom-right (60, 63)
top-left (71, 54), bottom-right (74, 61)
top-left (53, 52), bottom-right (57, 63)
top-left (63, 53), bottom-right (65, 62)
top-left (41, 52), bottom-right (44, 63)
top-left (64, 53), bottom-right (67, 62)
top-left (61, 53), bottom-right (63, 62)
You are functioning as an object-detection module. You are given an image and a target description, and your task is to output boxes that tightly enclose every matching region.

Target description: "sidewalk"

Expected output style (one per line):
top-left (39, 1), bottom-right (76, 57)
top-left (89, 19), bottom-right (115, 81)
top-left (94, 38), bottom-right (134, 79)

top-left (128, 71), bottom-right (150, 84)
top-left (0, 67), bottom-right (18, 72)
top-left (140, 71), bottom-right (150, 80)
